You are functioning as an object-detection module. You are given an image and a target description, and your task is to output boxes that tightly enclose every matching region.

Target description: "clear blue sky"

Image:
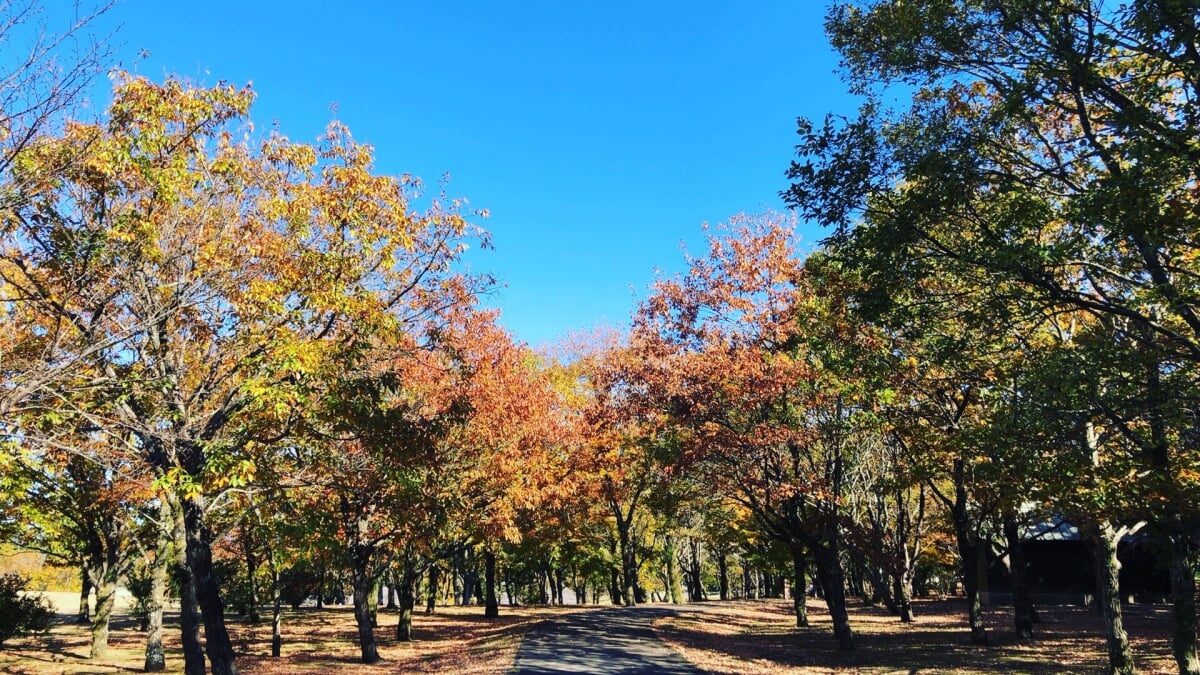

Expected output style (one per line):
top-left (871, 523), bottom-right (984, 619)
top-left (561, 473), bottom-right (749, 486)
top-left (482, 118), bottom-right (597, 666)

top-left (67, 1), bottom-right (859, 346)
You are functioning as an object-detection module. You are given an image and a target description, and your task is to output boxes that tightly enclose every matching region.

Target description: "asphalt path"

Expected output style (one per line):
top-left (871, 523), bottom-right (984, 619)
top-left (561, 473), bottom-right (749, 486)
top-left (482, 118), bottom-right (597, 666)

top-left (511, 605), bottom-right (704, 674)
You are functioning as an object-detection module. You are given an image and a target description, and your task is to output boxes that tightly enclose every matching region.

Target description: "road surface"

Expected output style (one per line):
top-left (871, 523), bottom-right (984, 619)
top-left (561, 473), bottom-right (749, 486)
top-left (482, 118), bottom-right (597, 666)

top-left (511, 605), bottom-right (704, 674)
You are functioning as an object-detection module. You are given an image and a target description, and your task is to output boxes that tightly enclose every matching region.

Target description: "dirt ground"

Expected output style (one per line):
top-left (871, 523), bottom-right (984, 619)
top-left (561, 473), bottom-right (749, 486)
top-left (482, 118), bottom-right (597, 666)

top-left (654, 597), bottom-right (1182, 674)
top-left (0, 595), bottom-right (1185, 674)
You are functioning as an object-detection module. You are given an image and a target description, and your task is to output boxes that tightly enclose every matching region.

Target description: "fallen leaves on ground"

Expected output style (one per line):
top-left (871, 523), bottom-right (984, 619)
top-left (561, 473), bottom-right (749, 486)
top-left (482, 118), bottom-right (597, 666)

top-left (653, 597), bottom-right (1180, 674)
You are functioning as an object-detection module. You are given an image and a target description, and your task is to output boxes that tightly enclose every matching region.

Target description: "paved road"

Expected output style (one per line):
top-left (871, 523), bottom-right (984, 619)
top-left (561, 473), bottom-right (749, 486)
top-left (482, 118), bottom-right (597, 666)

top-left (511, 606), bottom-right (704, 674)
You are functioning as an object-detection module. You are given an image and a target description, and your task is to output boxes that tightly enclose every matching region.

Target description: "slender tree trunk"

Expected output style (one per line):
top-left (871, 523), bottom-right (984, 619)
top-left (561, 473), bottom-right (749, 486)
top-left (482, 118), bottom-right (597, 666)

top-left (77, 568), bottom-right (91, 624)
top-left (505, 573), bottom-right (518, 606)
top-left (257, 520), bottom-right (283, 659)
top-left (89, 564), bottom-right (117, 659)
top-left (949, 459), bottom-right (988, 646)
top-left (693, 539), bottom-right (707, 601)
top-left (853, 549), bottom-right (898, 614)
top-left (452, 554), bottom-right (464, 606)
top-left (555, 567), bottom-right (567, 605)
top-left (426, 565), bottom-right (439, 614)
top-left (665, 534), bottom-right (682, 604)
top-left (351, 554), bottom-right (381, 664)
top-left (894, 570), bottom-right (914, 623)
top-left (1169, 532), bottom-right (1199, 675)
top-left (484, 549), bottom-right (500, 618)
top-left (144, 498), bottom-right (172, 671)
top-left (1088, 521), bottom-right (1135, 675)
top-left (615, 515), bottom-right (637, 607)
top-left (547, 564), bottom-right (560, 606)
top-left (316, 564), bottom-right (326, 609)
top-left (271, 567), bottom-right (282, 658)
top-left (609, 567), bottom-right (622, 605)
top-left (1004, 519), bottom-right (1034, 640)
top-left (461, 570), bottom-right (478, 606)
top-left (183, 494), bottom-right (238, 675)
top-left (813, 541), bottom-right (854, 651)
top-left (386, 568), bottom-right (398, 609)
top-left (395, 565), bottom-right (416, 641)
top-left (170, 492), bottom-right (205, 675)
top-left (241, 526), bottom-right (261, 623)
top-left (958, 538), bottom-right (990, 646)
top-left (717, 550), bottom-right (729, 600)
top-left (791, 542), bottom-right (809, 627)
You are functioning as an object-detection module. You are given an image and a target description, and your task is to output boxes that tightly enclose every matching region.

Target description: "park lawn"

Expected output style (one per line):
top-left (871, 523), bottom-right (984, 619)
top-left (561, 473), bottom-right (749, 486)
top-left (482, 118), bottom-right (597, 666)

top-left (654, 597), bottom-right (1180, 674)
top-left (0, 603), bottom-right (582, 675)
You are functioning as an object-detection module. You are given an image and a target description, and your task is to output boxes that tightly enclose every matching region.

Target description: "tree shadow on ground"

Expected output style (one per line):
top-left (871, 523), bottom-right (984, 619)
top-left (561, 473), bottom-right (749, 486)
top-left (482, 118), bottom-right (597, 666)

top-left (654, 597), bottom-right (1178, 673)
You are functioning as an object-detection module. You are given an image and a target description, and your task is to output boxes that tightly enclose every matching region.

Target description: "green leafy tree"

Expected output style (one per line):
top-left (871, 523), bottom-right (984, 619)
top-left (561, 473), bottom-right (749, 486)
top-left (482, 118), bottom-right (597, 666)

top-left (785, 3), bottom-right (1200, 670)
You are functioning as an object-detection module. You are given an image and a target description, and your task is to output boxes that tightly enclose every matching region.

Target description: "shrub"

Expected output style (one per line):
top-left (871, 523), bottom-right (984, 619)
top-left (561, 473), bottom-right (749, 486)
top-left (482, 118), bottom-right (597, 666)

top-left (127, 564), bottom-right (153, 631)
top-left (0, 573), bottom-right (54, 646)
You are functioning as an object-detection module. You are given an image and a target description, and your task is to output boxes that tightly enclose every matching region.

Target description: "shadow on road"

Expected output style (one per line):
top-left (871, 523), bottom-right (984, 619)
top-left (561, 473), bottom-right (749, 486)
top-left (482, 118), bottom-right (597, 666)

top-left (512, 605), bottom-right (703, 674)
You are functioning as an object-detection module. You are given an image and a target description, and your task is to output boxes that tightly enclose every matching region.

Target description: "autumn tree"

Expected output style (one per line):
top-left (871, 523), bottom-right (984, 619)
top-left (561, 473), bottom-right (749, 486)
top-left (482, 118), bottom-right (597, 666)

top-left (2, 74), bottom-right (488, 674)
top-left (631, 212), bottom-right (887, 650)
top-left (0, 0), bottom-right (113, 420)
top-left (412, 312), bottom-right (567, 619)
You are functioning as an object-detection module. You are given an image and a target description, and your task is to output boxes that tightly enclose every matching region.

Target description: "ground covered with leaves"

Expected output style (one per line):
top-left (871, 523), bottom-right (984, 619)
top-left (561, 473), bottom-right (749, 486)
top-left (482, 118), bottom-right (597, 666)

top-left (654, 597), bottom-right (1180, 674)
top-left (0, 603), bottom-right (580, 675)
top-left (1, 597), bottom-right (1184, 674)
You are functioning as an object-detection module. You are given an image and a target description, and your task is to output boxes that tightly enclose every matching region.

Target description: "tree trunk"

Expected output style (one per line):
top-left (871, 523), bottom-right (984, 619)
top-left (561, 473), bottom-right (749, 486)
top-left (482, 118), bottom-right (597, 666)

top-left (351, 552), bottom-right (381, 664)
top-left (1003, 519), bottom-right (1034, 640)
top-left (894, 570), bottom-right (914, 623)
top-left (241, 526), bottom-right (261, 624)
top-left (144, 498), bottom-right (172, 671)
top-left (616, 516), bottom-right (637, 607)
top-left (546, 564), bottom-right (560, 606)
top-left (315, 564), bottom-right (325, 609)
top-left (368, 576), bottom-right (380, 627)
top-left (813, 541), bottom-right (854, 651)
top-left (461, 570), bottom-right (478, 606)
top-left (555, 567), bottom-right (567, 605)
top-left (1169, 532), bottom-right (1199, 675)
top-left (506, 572), bottom-right (518, 606)
top-left (77, 567), bottom-right (91, 624)
top-left (271, 568), bottom-right (282, 658)
top-left (609, 567), bottom-right (622, 605)
top-left (170, 492), bottom-right (206, 675)
top-left (395, 565), bottom-right (416, 641)
top-left (948, 460), bottom-right (988, 646)
top-left (791, 542), bottom-right (809, 627)
top-left (1087, 521), bottom-right (1135, 675)
top-left (959, 539), bottom-right (990, 646)
top-left (183, 494), bottom-right (238, 675)
top-left (853, 549), bottom-right (898, 615)
top-left (687, 538), bottom-right (705, 602)
top-left (665, 534), bottom-right (682, 604)
top-left (426, 565), bottom-right (439, 614)
top-left (386, 568), bottom-right (398, 609)
top-left (484, 549), bottom-right (500, 618)
top-left (452, 555), bottom-right (464, 606)
top-left (89, 564), bottom-right (117, 659)
top-left (717, 550), bottom-right (729, 600)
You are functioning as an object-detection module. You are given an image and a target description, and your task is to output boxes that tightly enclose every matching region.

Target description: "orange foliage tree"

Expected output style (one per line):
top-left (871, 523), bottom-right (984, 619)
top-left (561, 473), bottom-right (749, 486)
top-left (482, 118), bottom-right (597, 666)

top-left (629, 212), bottom-right (890, 650)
